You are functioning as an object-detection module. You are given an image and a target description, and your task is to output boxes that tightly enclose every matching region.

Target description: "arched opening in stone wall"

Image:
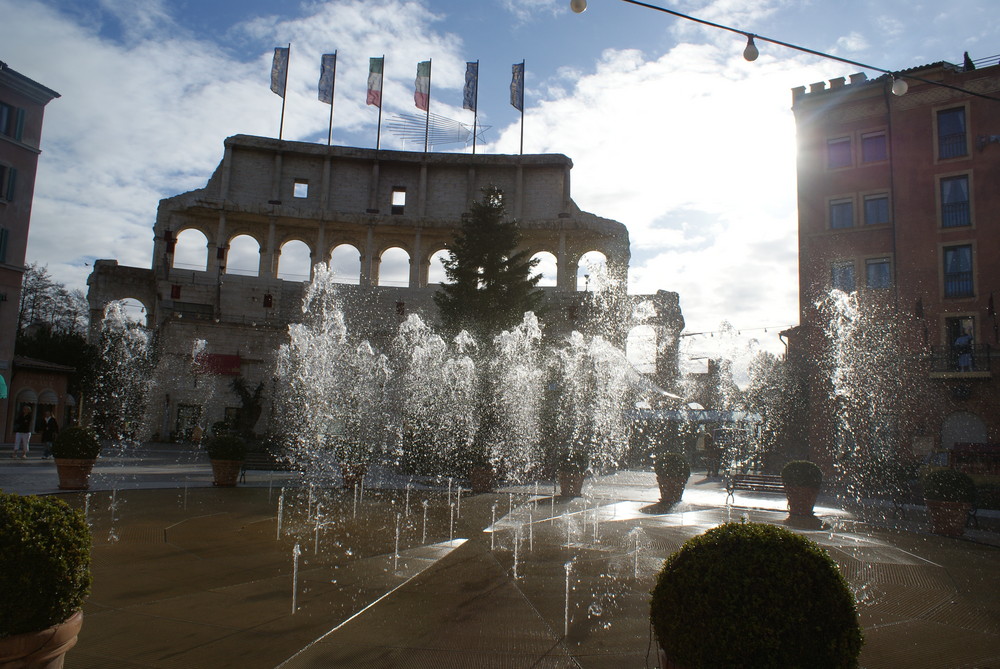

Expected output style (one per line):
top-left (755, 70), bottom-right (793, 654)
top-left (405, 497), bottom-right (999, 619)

top-left (226, 234), bottom-right (261, 277)
top-left (577, 250), bottom-right (608, 292)
top-left (329, 243), bottom-right (361, 284)
top-left (428, 249), bottom-right (450, 284)
top-left (626, 324), bottom-right (657, 375)
top-left (277, 240), bottom-right (312, 282)
top-left (172, 229), bottom-right (208, 271)
top-left (530, 251), bottom-right (558, 287)
top-left (378, 247), bottom-right (411, 287)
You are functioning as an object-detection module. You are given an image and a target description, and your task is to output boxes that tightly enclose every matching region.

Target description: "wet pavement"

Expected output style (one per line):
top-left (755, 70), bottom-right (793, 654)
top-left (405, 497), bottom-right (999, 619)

top-left (2, 445), bottom-right (998, 668)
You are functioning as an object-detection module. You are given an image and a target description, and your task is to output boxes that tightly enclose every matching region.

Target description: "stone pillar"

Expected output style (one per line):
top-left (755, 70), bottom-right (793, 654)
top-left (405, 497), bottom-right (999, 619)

top-left (556, 232), bottom-right (570, 291)
top-left (209, 212), bottom-right (227, 275)
top-left (315, 222), bottom-right (327, 279)
top-left (409, 229), bottom-right (422, 287)
top-left (361, 225), bottom-right (375, 286)
top-left (261, 218), bottom-right (277, 279)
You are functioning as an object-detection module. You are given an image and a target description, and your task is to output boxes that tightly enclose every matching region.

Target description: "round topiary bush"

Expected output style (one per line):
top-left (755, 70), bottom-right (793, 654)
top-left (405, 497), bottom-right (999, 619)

top-left (650, 522), bottom-right (863, 668)
top-left (922, 469), bottom-right (975, 503)
top-left (654, 451), bottom-right (690, 479)
top-left (0, 493), bottom-right (92, 637)
top-left (51, 426), bottom-right (102, 459)
top-left (782, 460), bottom-right (823, 488)
top-left (205, 434), bottom-right (248, 461)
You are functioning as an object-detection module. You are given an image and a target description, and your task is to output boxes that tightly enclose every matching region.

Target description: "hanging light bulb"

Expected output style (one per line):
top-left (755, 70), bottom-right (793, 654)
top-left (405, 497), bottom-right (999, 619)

top-left (570, 0), bottom-right (587, 13)
top-left (891, 75), bottom-right (908, 96)
top-left (743, 34), bottom-right (759, 62)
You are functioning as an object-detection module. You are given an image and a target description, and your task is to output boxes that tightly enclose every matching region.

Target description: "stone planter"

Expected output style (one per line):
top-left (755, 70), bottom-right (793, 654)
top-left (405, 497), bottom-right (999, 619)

top-left (655, 472), bottom-right (687, 505)
top-left (925, 500), bottom-right (971, 538)
top-left (558, 470), bottom-right (585, 498)
top-left (341, 463), bottom-right (368, 490)
top-left (0, 610), bottom-right (83, 669)
top-left (785, 485), bottom-right (819, 517)
top-left (210, 459), bottom-right (242, 487)
top-left (53, 459), bottom-right (96, 491)
top-left (469, 466), bottom-right (495, 494)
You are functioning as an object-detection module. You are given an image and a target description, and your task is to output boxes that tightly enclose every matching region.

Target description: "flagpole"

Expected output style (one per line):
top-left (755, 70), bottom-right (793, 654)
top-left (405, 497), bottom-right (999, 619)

top-left (279, 43), bottom-right (291, 140)
top-left (472, 60), bottom-right (479, 155)
top-left (376, 54), bottom-right (385, 151)
top-left (519, 60), bottom-right (525, 155)
top-left (424, 59), bottom-right (432, 153)
top-left (327, 50), bottom-right (337, 146)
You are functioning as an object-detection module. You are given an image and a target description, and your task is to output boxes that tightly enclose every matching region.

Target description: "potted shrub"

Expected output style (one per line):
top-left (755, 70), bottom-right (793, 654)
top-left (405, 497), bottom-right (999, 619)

top-left (51, 426), bottom-right (102, 490)
top-left (650, 521), bottom-right (863, 668)
top-left (557, 448), bottom-right (589, 498)
top-left (781, 460), bottom-right (823, 516)
top-left (653, 452), bottom-right (690, 505)
top-left (0, 493), bottom-right (92, 668)
top-left (205, 434), bottom-right (248, 487)
top-left (922, 469), bottom-right (975, 537)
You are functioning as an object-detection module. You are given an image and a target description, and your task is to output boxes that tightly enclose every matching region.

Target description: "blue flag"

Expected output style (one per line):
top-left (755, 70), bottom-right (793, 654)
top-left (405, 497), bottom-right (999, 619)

top-left (510, 61), bottom-right (524, 111)
top-left (463, 61), bottom-right (479, 112)
top-left (318, 53), bottom-right (336, 104)
top-left (270, 47), bottom-right (289, 98)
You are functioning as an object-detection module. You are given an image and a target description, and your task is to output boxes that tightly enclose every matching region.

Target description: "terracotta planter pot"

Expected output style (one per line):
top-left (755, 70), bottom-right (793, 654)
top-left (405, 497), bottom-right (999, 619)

top-left (925, 499), bottom-right (971, 537)
top-left (341, 463), bottom-right (368, 490)
top-left (655, 472), bottom-right (688, 505)
top-left (53, 459), bottom-right (96, 491)
top-left (558, 470), bottom-right (585, 498)
top-left (210, 459), bottom-right (242, 487)
top-left (0, 610), bottom-right (83, 669)
top-left (469, 466), bottom-right (495, 494)
top-left (785, 485), bottom-right (820, 516)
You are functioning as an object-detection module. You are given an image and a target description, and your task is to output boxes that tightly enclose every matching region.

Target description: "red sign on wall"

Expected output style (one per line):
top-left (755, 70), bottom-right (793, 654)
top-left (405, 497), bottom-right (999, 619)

top-left (194, 353), bottom-right (241, 376)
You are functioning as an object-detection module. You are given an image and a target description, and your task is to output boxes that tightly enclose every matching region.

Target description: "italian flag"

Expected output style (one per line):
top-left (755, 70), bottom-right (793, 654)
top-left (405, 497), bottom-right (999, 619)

top-left (414, 60), bottom-right (431, 111)
top-left (367, 57), bottom-right (383, 108)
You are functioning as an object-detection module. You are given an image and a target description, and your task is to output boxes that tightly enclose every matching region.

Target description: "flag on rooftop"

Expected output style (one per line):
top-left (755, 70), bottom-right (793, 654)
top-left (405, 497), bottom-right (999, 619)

top-left (414, 60), bottom-right (431, 111)
top-left (367, 57), bottom-right (384, 107)
top-left (463, 61), bottom-right (478, 112)
top-left (318, 53), bottom-right (336, 104)
top-left (270, 47), bottom-right (289, 98)
top-left (510, 61), bottom-right (524, 111)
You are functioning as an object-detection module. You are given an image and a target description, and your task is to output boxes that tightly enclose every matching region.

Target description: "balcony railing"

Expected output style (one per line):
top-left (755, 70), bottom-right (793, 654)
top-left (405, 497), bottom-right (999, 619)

top-left (939, 132), bottom-right (967, 159)
top-left (928, 343), bottom-right (992, 373)
top-left (941, 201), bottom-right (970, 228)
top-left (944, 271), bottom-right (973, 298)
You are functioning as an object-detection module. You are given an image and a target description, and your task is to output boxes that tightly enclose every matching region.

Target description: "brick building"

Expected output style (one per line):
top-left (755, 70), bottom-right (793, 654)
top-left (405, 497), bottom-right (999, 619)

top-left (786, 58), bottom-right (1000, 472)
top-left (88, 135), bottom-right (685, 440)
top-left (0, 61), bottom-right (60, 439)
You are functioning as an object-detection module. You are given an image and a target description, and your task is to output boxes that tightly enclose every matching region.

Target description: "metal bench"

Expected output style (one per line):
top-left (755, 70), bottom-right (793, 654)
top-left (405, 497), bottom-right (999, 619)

top-left (239, 451), bottom-right (297, 483)
top-left (725, 473), bottom-right (785, 504)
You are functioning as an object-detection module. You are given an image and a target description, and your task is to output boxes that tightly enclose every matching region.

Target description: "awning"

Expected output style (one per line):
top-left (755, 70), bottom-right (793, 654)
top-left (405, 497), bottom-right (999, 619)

top-left (64, 394), bottom-right (76, 407)
top-left (0, 375), bottom-right (6, 400)
top-left (38, 390), bottom-right (59, 404)
top-left (17, 389), bottom-right (37, 403)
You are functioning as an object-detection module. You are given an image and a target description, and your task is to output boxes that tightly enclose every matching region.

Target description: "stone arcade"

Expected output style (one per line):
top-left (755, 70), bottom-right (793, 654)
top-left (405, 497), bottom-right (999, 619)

top-left (87, 135), bottom-right (684, 439)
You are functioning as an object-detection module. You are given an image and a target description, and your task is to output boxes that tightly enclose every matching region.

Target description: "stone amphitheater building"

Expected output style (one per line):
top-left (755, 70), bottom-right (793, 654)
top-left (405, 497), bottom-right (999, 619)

top-left (87, 135), bottom-right (684, 440)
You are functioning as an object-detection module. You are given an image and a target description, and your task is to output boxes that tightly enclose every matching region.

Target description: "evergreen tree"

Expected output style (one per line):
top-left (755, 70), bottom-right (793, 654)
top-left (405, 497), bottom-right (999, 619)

top-left (434, 186), bottom-right (543, 341)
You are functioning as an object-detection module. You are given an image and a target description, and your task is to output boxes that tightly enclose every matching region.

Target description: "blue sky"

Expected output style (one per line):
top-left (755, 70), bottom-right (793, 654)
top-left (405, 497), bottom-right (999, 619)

top-left (3, 0), bottom-right (997, 365)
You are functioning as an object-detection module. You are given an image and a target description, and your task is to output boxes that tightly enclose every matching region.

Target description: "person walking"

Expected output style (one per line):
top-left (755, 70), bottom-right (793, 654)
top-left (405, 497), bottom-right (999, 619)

top-left (41, 410), bottom-right (59, 459)
top-left (12, 405), bottom-right (33, 459)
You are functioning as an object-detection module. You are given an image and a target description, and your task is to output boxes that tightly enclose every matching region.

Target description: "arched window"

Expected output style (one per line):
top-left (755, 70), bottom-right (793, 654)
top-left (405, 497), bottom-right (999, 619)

top-left (626, 325), bottom-right (656, 374)
top-left (530, 251), bottom-right (558, 287)
top-left (277, 240), bottom-right (312, 282)
top-left (173, 229), bottom-right (208, 271)
top-left (577, 250), bottom-right (608, 292)
top-left (428, 249), bottom-right (450, 284)
top-left (329, 244), bottom-right (361, 284)
top-left (378, 247), bottom-right (411, 287)
top-left (226, 234), bottom-right (261, 277)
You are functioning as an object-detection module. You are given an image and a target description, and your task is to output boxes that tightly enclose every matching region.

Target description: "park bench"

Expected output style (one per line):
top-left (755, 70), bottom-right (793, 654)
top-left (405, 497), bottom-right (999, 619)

top-left (239, 451), bottom-right (298, 483)
top-left (725, 473), bottom-right (785, 504)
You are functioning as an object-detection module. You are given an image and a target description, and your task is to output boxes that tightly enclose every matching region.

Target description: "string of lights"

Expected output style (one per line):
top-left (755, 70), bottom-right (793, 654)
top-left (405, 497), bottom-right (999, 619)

top-left (569, 0), bottom-right (1000, 102)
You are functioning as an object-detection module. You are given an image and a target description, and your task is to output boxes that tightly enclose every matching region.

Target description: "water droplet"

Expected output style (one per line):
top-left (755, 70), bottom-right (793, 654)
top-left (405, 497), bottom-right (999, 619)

top-left (588, 602), bottom-right (603, 617)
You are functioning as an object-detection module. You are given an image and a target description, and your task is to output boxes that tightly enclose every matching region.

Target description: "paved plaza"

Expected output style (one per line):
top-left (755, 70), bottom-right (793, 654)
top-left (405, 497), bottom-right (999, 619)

top-left (2, 445), bottom-right (999, 668)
